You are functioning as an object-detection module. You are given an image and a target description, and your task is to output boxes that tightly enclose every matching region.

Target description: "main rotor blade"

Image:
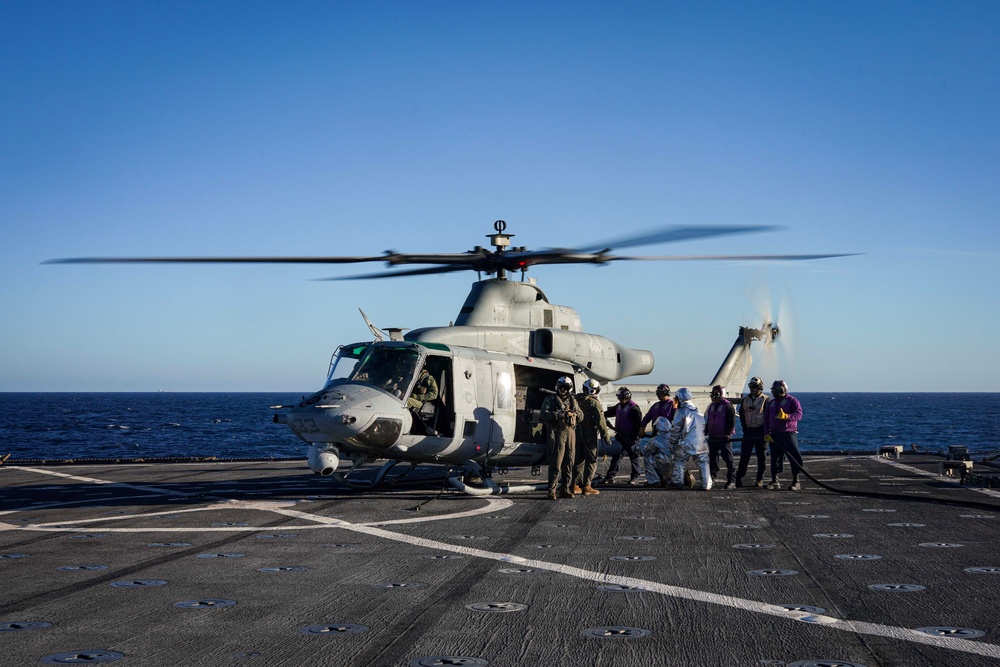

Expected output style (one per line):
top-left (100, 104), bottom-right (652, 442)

top-left (316, 265), bottom-right (473, 281)
top-left (613, 252), bottom-right (861, 261)
top-left (575, 224), bottom-right (782, 254)
top-left (42, 255), bottom-right (393, 265)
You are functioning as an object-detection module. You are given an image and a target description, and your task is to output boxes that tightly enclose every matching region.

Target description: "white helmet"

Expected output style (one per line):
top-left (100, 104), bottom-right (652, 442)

top-left (583, 379), bottom-right (601, 395)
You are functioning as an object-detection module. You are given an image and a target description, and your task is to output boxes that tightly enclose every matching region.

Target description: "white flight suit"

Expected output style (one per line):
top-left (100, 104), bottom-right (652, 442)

top-left (669, 400), bottom-right (711, 490)
top-left (641, 417), bottom-right (673, 486)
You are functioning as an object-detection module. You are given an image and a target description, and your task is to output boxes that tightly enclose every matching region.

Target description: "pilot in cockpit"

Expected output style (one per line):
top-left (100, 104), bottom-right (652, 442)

top-left (406, 365), bottom-right (439, 410)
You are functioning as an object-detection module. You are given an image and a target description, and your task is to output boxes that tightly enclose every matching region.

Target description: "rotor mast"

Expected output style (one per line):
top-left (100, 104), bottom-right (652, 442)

top-left (487, 219), bottom-right (514, 281)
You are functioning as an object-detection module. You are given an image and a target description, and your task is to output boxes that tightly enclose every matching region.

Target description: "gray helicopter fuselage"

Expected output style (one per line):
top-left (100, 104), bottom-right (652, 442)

top-left (278, 279), bottom-right (770, 476)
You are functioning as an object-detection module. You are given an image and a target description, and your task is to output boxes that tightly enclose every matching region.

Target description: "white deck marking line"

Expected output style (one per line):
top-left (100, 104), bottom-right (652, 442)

top-left (260, 509), bottom-right (1000, 661)
top-left (4, 497), bottom-right (512, 533)
top-left (874, 457), bottom-right (1000, 500)
top-left (12, 466), bottom-right (204, 497)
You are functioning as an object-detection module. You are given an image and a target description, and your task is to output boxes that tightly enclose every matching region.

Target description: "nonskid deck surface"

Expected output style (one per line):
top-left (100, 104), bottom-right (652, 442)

top-left (1, 455), bottom-right (998, 667)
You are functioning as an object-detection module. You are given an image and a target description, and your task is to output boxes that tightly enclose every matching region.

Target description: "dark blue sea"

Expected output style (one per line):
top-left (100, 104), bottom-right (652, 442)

top-left (1, 393), bottom-right (999, 461)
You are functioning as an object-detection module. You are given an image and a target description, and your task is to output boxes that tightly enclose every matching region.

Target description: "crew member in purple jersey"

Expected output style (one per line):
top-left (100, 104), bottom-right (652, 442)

top-left (763, 379), bottom-right (804, 491)
top-left (705, 385), bottom-right (737, 489)
top-left (639, 384), bottom-right (675, 485)
top-left (599, 387), bottom-right (643, 485)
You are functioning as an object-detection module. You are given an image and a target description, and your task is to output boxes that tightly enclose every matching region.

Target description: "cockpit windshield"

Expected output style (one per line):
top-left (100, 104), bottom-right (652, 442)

top-left (324, 343), bottom-right (371, 388)
top-left (348, 345), bottom-right (422, 400)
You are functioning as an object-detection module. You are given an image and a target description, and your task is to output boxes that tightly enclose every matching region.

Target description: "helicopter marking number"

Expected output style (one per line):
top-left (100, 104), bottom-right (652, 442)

top-left (293, 418), bottom-right (321, 434)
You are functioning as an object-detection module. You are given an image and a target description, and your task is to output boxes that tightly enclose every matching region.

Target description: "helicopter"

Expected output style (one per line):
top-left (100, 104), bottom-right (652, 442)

top-left (47, 220), bottom-right (851, 494)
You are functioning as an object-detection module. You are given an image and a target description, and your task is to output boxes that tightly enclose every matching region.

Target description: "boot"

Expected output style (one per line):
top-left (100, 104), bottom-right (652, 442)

top-left (766, 477), bottom-right (781, 490)
top-left (789, 477), bottom-right (801, 491)
top-left (572, 485), bottom-right (583, 494)
top-left (699, 460), bottom-right (713, 491)
top-left (547, 491), bottom-right (558, 500)
top-left (581, 486), bottom-right (600, 496)
top-left (558, 489), bottom-right (575, 499)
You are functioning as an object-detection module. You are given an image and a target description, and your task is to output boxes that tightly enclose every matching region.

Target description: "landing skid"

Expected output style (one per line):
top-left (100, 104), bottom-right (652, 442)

top-left (332, 458), bottom-right (546, 496)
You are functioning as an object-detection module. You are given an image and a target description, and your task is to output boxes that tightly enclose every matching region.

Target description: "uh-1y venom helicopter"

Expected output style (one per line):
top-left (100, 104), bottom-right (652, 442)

top-left (48, 220), bottom-right (851, 495)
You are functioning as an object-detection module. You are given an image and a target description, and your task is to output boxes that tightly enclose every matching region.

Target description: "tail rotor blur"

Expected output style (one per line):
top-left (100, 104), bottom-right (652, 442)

top-left (744, 270), bottom-right (797, 383)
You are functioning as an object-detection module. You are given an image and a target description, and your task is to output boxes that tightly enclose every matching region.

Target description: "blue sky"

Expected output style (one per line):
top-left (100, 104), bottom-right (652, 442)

top-left (2, 2), bottom-right (998, 392)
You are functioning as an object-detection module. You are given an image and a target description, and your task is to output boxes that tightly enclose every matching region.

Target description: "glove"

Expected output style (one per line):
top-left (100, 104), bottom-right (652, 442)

top-left (764, 435), bottom-right (774, 444)
top-left (777, 409), bottom-right (789, 420)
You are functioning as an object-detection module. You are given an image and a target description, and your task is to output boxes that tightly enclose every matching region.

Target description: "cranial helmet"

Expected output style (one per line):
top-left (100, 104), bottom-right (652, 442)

top-left (655, 383), bottom-right (671, 398)
top-left (583, 379), bottom-right (601, 395)
top-left (616, 387), bottom-right (632, 401)
top-left (711, 385), bottom-right (724, 398)
top-left (748, 377), bottom-right (764, 391)
top-left (771, 379), bottom-right (788, 395)
top-left (675, 387), bottom-right (692, 402)
top-left (556, 376), bottom-right (574, 394)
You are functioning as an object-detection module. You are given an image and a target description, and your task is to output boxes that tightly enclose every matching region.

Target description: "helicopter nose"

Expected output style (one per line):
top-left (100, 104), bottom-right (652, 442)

top-left (282, 386), bottom-right (410, 449)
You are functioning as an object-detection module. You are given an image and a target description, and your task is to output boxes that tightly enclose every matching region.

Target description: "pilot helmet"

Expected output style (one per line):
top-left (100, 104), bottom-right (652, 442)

top-left (748, 376), bottom-right (764, 391)
top-left (555, 376), bottom-right (574, 395)
top-left (655, 383), bottom-right (671, 399)
top-left (616, 387), bottom-right (631, 401)
top-left (771, 379), bottom-right (788, 396)
top-left (583, 379), bottom-right (601, 395)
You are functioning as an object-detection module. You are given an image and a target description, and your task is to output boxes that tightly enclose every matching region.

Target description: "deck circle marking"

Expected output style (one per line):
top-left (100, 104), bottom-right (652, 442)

top-left (498, 567), bottom-right (537, 574)
top-left (615, 535), bottom-right (655, 541)
top-left (0, 621), bottom-right (52, 631)
top-left (197, 553), bottom-right (245, 559)
top-left (465, 602), bottom-right (529, 613)
top-left (965, 566), bottom-right (1000, 574)
top-left (581, 626), bottom-right (653, 639)
top-left (58, 565), bottom-right (108, 571)
top-left (111, 580), bottom-right (168, 587)
top-left (148, 542), bottom-right (191, 547)
top-left (530, 544), bottom-right (555, 549)
top-left (868, 583), bottom-right (926, 592)
top-left (733, 544), bottom-right (777, 550)
top-left (919, 543), bottom-right (964, 548)
top-left (423, 554), bottom-right (465, 560)
top-left (771, 604), bottom-right (827, 614)
top-left (300, 624), bottom-right (369, 636)
top-left (373, 582), bottom-right (428, 589)
top-left (834, 554), bottom-right (883, 561)
top-left (41, 650), bottom-right (124, 664)
top-left (887, 523), bottom-right (926, 527)
top-left (609, 555), bottom-right (657, 561)
top-left (408, 658), bottom-right (488, 667)
top-left (256, 533), bottom-right (295, 539)
top-left (725, 524), bottom-right (760, 529)
top-left (71, 533), bottom-right (108, 539)
top-left (174, 599), bottom-right (237, 608)
top-left (960, 514), bottom-right (995, 519)
top-left (749, 569), bottom-right (799, 576)
top-left (915, 627), bottom-right (986, 638)
top-left (863, 509), bottom-right (897, 513)
top-left (788, 662), bottom-right (868, 667)
top-left (795, 515), bottom-right (830, 519)
top-left (598, 584), bottom-right (650, 592)
top-left (322, 543), bottom-right (358, 548)
top-left (813, 534), bottom-right (854, 539)
top-left (257, 566), bottom-right (307, 573)
top-left (0, 553), bottom-right (28, 559)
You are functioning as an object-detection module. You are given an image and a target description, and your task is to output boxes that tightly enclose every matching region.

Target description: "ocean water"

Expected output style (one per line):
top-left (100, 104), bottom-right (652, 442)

top-left (1, 392), bottom-right (998, 461)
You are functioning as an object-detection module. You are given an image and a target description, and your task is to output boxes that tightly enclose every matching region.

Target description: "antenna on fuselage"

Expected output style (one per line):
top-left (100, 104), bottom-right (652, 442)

top-left (359, 308), bottom-right (384, 342)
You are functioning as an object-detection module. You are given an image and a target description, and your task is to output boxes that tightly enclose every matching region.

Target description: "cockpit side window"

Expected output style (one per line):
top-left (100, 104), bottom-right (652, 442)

top-left (325, 343), bottom-right (369, 388)
top-left (349, 346), bottom-right (422, 400)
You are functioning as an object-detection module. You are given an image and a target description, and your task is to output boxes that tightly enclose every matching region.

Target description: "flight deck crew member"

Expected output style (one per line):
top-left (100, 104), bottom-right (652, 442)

top-left (600, 387), bottom-right (643, 485)
top-left (406, 367), bottom-right (439, 410)
top-left (764, 379), bottom-right (804, 491)
top-left (736, 377), bottom-right (769, 487)
top-left (541, 376), bottom-right (584, 500)
top-left (705, 385), bottom-right (737, 489)
top-left (639, 384), bottom-right (676, 486)
top-left (668, 388), bottom-right (711, 490)
top-left (572, 379), bottom-right (612, 496)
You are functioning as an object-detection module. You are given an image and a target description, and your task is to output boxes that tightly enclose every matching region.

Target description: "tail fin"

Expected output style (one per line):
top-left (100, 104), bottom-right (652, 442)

top-left (709, 325), bottom-right (777, 397)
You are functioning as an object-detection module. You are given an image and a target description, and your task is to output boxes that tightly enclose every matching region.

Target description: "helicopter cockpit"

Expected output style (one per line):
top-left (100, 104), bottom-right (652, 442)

top-left (348, 344), bottom-right (422, 400)
top-left (324, 342), bottom-right (371, 388)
